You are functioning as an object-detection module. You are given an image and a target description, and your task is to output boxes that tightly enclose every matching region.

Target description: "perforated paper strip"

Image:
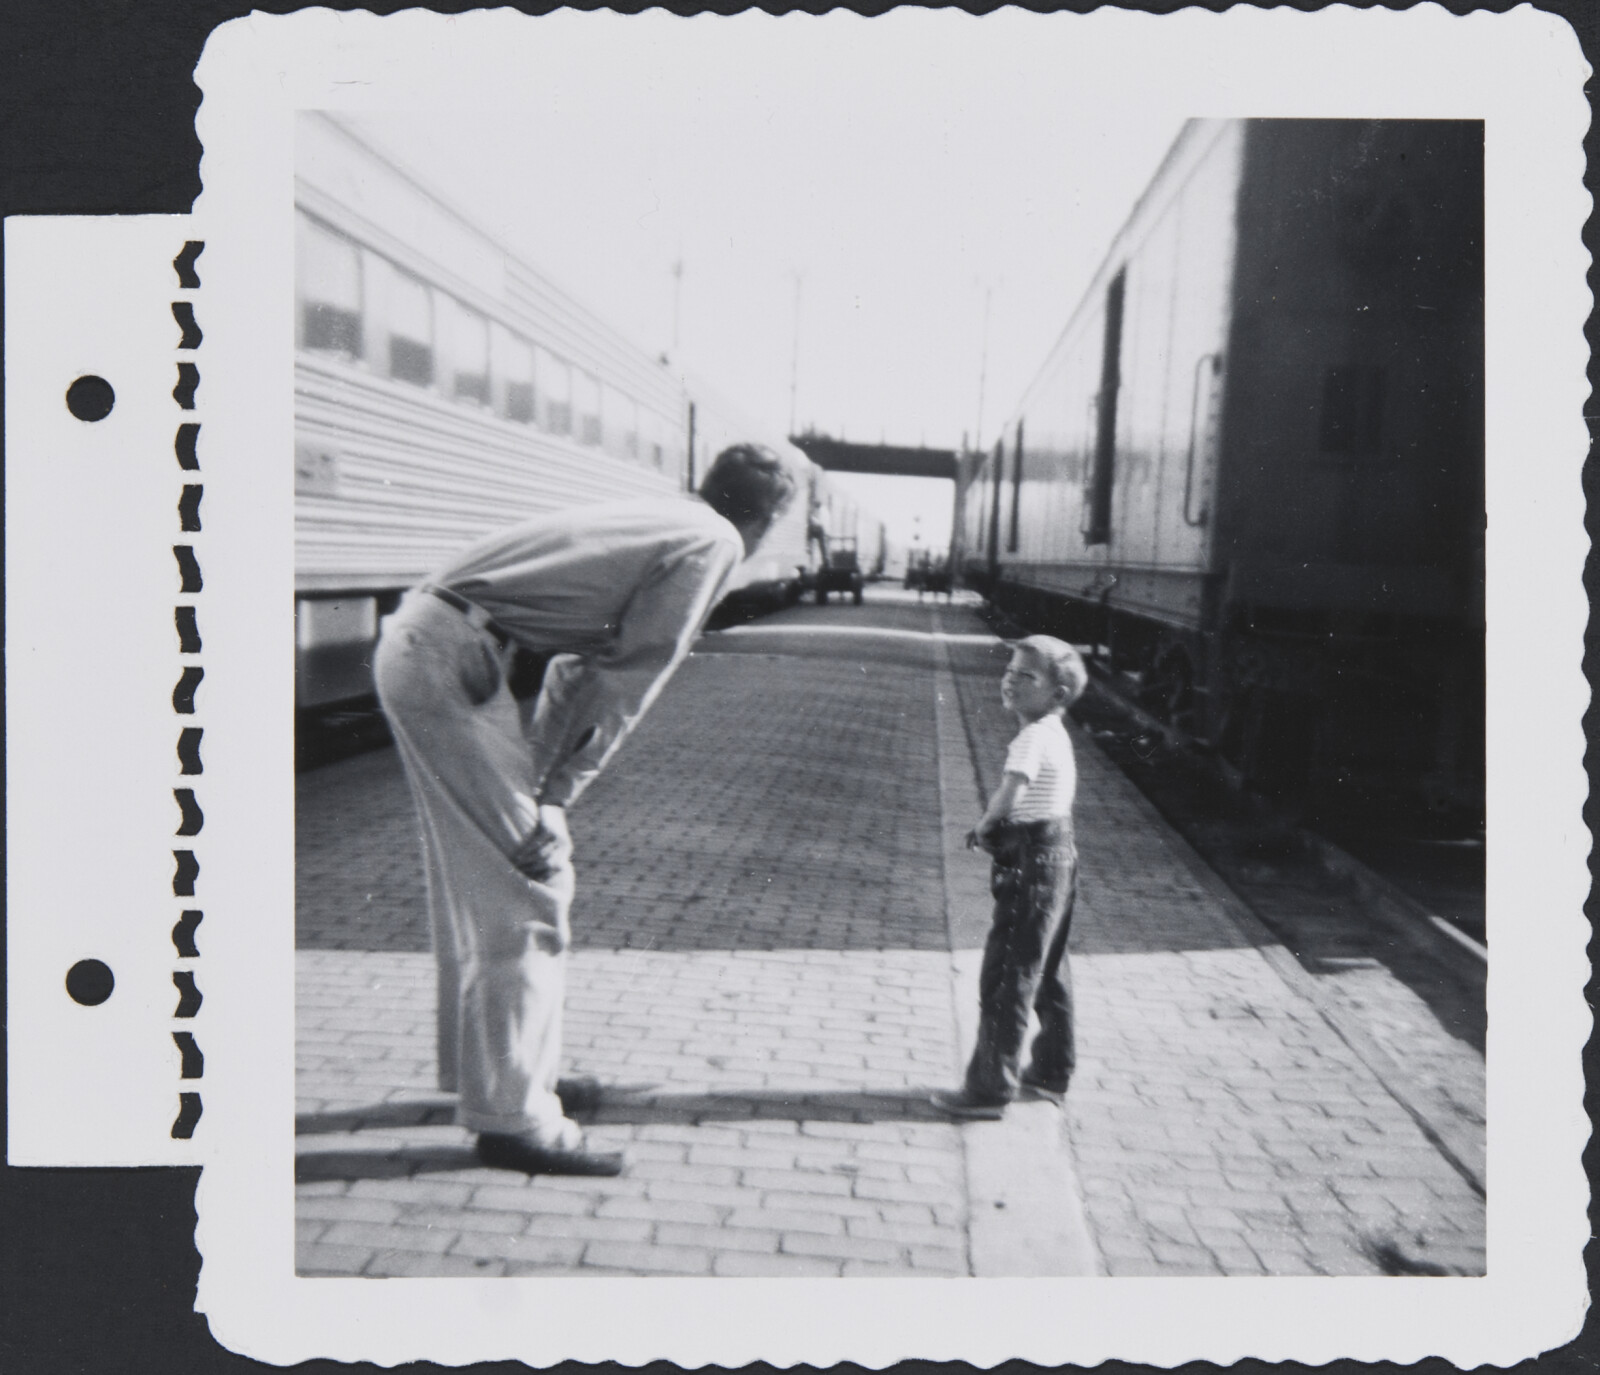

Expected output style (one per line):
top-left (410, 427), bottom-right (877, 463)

top-left (4, 7), bottom-right (1589, 1367)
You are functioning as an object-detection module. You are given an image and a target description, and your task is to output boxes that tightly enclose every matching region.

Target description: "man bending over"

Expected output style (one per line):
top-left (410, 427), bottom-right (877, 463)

top-left (374, 445), bottom-right (796, 1175)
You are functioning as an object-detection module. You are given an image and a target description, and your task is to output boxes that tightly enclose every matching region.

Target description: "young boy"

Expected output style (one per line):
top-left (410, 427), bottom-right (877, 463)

top-left (933, 635), bottom-right (1088, 1120)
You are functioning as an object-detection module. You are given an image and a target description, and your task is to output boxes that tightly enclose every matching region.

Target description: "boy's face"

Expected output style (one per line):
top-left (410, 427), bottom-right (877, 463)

top-left (1000, 648), bottom-right (1062, 722)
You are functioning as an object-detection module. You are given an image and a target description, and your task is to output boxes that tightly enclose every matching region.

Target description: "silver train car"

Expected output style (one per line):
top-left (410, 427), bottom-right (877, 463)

top-left (294, 113), bottom-right (834, 708)
top-left (958, 119), bottom-right (1483, 820)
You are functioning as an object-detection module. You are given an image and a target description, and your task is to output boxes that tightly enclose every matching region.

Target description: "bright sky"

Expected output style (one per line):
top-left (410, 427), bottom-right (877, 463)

top-left (336, 13), bottom-right (1185, 553)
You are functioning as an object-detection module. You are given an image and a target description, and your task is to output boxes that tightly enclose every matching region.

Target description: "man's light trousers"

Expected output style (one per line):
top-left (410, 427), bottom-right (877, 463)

top-left (373, 592), bottom-right (577, 1146)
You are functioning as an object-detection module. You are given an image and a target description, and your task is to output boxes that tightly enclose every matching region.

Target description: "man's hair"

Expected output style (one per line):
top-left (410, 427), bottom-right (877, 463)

top-left (1015, 635), bottom-right (1088, 707)
top-left (699, 444), bottom-right (797, 531)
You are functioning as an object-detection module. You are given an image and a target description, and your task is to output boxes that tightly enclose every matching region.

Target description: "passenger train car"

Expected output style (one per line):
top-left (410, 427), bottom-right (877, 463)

top-left (959, 120), bottom-right (1483, 819)
top-left (294, 113), bottom-right (855, 707)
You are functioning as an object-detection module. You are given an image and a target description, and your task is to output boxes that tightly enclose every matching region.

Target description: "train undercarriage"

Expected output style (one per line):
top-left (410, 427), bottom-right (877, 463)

top-left (975, 572), bottom-right (1483, 834)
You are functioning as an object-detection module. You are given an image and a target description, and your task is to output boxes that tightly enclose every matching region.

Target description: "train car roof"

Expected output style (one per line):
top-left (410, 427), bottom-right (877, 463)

top-left (998, 118), bottom-right (1237, 435)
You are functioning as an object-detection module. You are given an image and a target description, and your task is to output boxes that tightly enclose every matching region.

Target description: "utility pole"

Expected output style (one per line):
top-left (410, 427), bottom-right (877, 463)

top-left (974, 283), bottom-right (993, 452)
top-left (670, 255), bottom-right (684, 359)
top-left (788, 270), bottom-right (804, 438)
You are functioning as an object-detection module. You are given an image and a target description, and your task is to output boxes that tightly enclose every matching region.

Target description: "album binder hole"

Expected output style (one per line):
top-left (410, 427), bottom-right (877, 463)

top-left (65, 375), bottom-right (114, 422)
top-left (65, 959), bottom-right (114, 1006)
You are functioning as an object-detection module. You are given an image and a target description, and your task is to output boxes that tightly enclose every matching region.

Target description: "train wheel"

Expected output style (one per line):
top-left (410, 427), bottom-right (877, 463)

top-left (1221, 686), bottom-right (1314, 807)
top-left (1144, 649), bottom-right (1197, 733)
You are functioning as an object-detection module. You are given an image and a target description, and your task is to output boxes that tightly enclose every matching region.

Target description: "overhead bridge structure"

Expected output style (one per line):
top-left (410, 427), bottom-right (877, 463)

top-left (789, 434), bottom-right (959, 481)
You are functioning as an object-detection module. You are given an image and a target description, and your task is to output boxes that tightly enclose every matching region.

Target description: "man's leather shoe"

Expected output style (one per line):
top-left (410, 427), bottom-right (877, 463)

top-left (555, 1075), bottom-right (604, 1115)
top-left (476, 1132), bottom-right (624, 1176)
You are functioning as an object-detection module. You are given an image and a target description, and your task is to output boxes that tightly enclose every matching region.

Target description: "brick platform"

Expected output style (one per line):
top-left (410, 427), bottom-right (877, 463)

top-left (295, 590), bottom-right (1484, 1278)
top-left (942, 618), bottom-right (1486, 1278)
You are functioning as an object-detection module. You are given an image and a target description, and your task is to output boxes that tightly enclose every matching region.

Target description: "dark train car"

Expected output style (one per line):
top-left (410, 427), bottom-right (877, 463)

top-left (960, 119), bottom-right (1483, 820)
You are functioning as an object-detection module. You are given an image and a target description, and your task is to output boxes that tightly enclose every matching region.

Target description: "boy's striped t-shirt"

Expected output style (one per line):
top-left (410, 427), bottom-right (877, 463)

top-left (1003, 715), bottom-right (1077, 821)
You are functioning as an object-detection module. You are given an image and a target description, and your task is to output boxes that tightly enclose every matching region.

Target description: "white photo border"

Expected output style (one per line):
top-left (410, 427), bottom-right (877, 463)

top-left (139, 4), bottom-right (1599, 1366)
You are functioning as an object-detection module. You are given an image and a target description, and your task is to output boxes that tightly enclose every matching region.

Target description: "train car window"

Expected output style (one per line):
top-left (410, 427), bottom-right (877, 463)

top-left (642, 409), bottom-right (666, 471)
top-left (387, 267), bottom-right (435, 387)
top-left (1007, 421), bottom-right (1026, 553)
top-left (1318, 365), bottom-right (1386, 455)
top-left (444, 297), bottom-right (491, 406)
top-left (599, 383), bottom-right (622, 458)
top-left (496, 327), bottom-right (536, 424)
top-left (577, 372), bottom-right (602, 447)
top-left (1085, 268), bottom-right (1126, 545)
top-left (535, 347), bottom-right (571, 435)
top-left (613, 390), bottom-right (640, 462)
top-left (296, 212), bottom-right (363, 359)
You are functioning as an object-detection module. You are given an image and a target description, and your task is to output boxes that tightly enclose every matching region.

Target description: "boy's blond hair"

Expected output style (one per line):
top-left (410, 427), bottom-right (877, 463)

top-left (1014, 635), bottom-right (1088, 708)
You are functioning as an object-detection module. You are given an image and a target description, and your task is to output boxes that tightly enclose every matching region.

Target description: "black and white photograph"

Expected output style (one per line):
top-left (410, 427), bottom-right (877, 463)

top-left (4, 4), bottom-right (1590, 1368)
top-left (291, 100), bottom-right (1491, 1282)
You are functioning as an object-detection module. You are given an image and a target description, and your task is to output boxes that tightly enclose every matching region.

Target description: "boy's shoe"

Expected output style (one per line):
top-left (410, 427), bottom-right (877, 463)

top-left (1018, 1075), bottom-right (1068, 1106)
top-left (476, 1131), bottom-right (624, 1176)
top-left (929, 1088), bottom-right (1008, 1121)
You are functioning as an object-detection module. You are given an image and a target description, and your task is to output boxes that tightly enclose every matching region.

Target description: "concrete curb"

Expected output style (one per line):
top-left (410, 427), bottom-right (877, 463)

top-left (931, 610), bottom-right (1102, 1277)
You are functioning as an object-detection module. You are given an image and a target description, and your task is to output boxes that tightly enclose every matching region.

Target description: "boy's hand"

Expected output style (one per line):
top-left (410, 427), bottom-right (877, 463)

top-left (965, 827), bottom-right (990, 853)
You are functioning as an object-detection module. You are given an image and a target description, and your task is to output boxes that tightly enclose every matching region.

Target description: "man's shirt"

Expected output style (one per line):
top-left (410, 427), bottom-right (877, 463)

top-left (436, 497), bottom-right (744, 807)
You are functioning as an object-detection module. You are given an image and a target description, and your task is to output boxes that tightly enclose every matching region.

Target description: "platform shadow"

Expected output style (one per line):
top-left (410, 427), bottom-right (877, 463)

top-left (296, 1144), bottom-right (482, 1182)
top-left (295, 1086), bottom-right (950, 1183)
top-left (295, 1095), bottom-right (459, 1137)
top-left (581, 1086), bottom-right (949, 1126)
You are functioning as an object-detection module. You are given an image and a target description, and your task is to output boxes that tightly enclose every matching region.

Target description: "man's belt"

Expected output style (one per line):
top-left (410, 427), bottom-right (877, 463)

top-left (420, 584), bottom-right (514, 651)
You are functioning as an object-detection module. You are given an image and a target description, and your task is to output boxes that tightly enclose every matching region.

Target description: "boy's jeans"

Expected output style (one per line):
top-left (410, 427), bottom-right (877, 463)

top-left (964, 818), bottom-right (1078, 1104)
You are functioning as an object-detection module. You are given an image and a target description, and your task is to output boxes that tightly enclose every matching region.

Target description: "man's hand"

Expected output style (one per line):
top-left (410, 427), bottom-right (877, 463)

top-left (510, 803), bottom-right (571, 883)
